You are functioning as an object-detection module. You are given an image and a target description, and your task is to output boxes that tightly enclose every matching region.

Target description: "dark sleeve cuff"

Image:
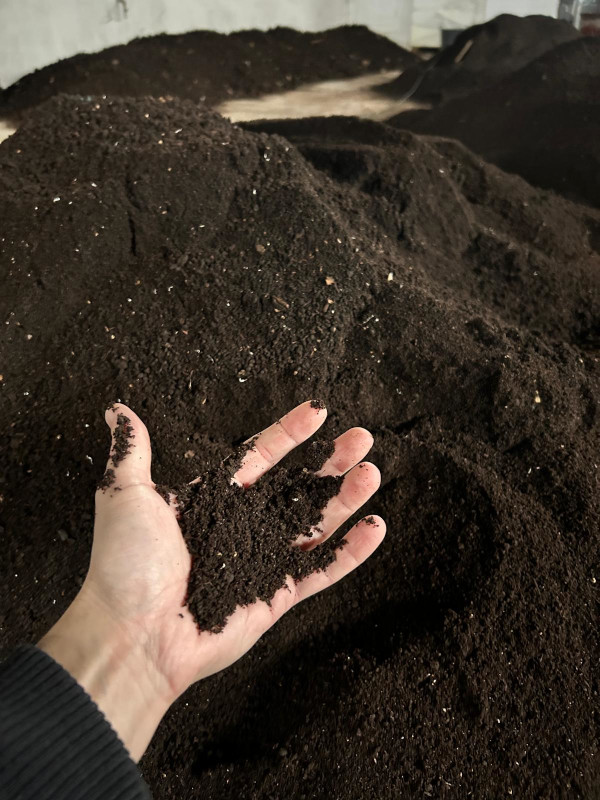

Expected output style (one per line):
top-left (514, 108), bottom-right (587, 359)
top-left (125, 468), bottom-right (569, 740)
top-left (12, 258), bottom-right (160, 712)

top-left (0, 645), bottom-right (151, 800)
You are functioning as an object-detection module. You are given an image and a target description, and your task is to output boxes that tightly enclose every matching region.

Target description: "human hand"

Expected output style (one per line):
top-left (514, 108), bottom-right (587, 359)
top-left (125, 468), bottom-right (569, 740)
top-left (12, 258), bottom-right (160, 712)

top-left (40, 401), bottom-right (385, 760)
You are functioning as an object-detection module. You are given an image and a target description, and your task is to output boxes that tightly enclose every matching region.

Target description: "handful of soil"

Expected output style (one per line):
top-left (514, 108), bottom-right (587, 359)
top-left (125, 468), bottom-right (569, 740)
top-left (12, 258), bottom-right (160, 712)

top-left (175, 442), bottom-right (341, 632)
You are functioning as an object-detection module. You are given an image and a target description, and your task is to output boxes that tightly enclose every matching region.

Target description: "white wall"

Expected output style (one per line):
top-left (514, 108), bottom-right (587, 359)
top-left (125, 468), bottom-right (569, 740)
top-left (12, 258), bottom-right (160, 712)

top-left (348, 0), bottom-right (414, 45)
top-left (0, 0), bottom-right (414, 89)
top-left (412, 0), bottom-right (558, 46)
top-left (412, 0), bottom-right (486, 47)
top-left (485, 0), bottom-right (557, 18)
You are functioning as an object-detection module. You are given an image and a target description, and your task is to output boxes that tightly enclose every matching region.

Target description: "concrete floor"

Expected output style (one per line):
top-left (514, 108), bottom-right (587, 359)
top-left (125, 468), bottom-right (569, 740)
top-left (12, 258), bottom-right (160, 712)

top-left (0, 70), bottom-right (422, 144)
top-left (217, 70), bottom-right (423, 123)
top-left (0, 119), bottom-right (15, 143)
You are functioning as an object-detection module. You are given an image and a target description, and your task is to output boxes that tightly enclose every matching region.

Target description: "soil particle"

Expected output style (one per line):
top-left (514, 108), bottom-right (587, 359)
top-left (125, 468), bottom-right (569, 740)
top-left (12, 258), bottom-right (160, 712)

top-left (176, 463), bottom-right (341, 631)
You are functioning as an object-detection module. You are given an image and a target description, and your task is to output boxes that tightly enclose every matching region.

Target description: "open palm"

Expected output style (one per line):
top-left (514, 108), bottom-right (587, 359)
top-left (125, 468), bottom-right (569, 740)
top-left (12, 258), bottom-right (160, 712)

top-left (85, 401), bottom-right (385, 716)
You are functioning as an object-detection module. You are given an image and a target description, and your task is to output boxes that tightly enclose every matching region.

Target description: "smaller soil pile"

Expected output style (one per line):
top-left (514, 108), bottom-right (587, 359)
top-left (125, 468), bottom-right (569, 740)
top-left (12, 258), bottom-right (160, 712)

top-left (390, 36), bottom-right (600, 209)
top-left (176, 443), bottom-right (340, 632)
top-left (0, 25), bottom-right (418, 123)
top-left (379, 14), bottom-right (579, 104)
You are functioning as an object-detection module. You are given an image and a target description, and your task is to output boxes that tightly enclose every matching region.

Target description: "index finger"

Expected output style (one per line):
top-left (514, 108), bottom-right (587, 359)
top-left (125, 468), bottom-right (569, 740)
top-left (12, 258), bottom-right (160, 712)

top-left (233, 400), bottom-right (327, 488)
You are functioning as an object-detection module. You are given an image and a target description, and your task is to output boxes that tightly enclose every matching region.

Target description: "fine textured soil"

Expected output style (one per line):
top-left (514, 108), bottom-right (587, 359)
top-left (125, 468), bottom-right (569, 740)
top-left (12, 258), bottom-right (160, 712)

top-left (379, 14), bottom-right (580, 104)
top-left (0, 25), bottom-right (418, 122)
top-left (0, 92), bottom-right (599, 800)
top-left (389, 36), bottom-right (600, 209)
top-left (178, 445), bottom-right (341, 632)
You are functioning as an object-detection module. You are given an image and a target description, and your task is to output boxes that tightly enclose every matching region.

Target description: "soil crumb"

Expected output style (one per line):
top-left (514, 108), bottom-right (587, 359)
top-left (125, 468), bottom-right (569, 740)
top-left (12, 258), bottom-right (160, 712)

top-left (303, 439), bottom-right (335, 472)
top-left (111, 413), bottom-right (134, 466)
top-left (177, 463), bottom-right (341, 631)
top-left (97, 468), bottom-right (116, 492)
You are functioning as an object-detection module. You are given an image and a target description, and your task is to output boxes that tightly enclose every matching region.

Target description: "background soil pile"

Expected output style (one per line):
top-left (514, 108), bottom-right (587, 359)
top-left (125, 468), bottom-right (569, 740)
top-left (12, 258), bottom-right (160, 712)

top-left (379, 14), bottom-right (580, 104)
top-left (0, 94), bottom-right (599, 799)
top-left (0, 25), bottom-right (418, 122)
top-left (389, 36), bottom-right (600, 209)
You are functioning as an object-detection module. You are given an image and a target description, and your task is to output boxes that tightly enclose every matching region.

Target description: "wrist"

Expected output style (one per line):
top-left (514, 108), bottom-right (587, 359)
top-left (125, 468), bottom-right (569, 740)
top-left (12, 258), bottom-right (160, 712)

top-left (39, 587), bottom-right (173, 761)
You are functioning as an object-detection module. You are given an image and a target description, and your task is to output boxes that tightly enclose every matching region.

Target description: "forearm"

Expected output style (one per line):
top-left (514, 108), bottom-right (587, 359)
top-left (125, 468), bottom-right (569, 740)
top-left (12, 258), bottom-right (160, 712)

top-left (39, 589), bottom-right (173, 761)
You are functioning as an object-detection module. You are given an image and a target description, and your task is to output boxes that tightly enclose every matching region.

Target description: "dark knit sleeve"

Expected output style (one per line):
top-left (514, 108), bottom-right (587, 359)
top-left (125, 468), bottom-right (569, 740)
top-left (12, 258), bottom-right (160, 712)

top-left (0, 645), bottom-right (151, 800)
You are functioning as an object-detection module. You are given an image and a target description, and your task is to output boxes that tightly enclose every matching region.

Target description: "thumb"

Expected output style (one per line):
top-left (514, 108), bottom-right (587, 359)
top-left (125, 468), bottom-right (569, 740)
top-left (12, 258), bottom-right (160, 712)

top-left (97, 403), bottom-right (153, 493)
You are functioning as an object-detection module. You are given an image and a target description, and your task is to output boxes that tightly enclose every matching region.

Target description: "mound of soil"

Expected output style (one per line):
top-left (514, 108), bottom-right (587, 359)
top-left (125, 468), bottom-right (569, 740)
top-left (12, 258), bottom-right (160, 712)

top-left (0, 96), bottom-right (598, 799)
top-left (379, 14), bottom-right (580, 104)
top-left (389, 37), bottom-right (600, 209)
top-left (0, 25), bottom-right (418, 122)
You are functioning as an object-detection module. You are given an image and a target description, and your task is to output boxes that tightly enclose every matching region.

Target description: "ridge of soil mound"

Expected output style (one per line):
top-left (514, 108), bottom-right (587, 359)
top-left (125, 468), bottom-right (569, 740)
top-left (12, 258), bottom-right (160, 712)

top-left (243, 114), bottom-right (600, 348)
top-left (379, 13), bottom-right (580, 104)
top-left (1, 96), bottom-right (598, 799)
top-left (0, 25), bottom-right (418, 122)
top-left (388, 37), bottom-right (600, 209)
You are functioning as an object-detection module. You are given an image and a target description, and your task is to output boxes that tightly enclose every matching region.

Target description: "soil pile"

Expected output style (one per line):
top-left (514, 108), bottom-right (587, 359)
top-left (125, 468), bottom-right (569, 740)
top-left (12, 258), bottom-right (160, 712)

top-left (0, 96), bottom-right (599, 799)
top-left (389, 37), bottom-right (600, 209)
top-left (0, 25), bottom-right (418, 122)
top-left (379, 14), bottom-right (579, 104)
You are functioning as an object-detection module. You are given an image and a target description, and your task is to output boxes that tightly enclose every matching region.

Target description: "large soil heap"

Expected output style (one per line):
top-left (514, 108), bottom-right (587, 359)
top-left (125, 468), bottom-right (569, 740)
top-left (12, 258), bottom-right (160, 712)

top-left (1, 96), bottom-right (599, 799)
top-left (379, 14), bottom-right (580, 104)
top-left (390, 37), bottom-right (600, 209)
top-left (0, 25), bottom-right (418, 121)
